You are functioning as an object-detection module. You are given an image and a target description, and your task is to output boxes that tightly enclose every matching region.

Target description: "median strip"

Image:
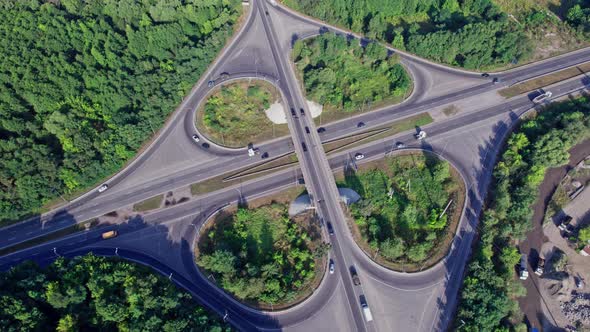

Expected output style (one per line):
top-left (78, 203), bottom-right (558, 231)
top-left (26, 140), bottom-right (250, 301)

top-left (499, 62), bottom-right (590, 98)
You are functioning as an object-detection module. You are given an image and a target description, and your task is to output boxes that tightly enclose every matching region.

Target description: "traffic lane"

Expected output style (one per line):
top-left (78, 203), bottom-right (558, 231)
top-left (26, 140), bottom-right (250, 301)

top-left (258, 0), bottom-right (369, 328)
top-left (3, 76), bottom-right (586, 251)
top-left (500, 49), bottom-right (590, 82)
top-left (293, 108), bottom-right (370, 329)
top-left (1, 203), bottom-right (341, 331)
top-left (282, 279), bottom-right (358, 332)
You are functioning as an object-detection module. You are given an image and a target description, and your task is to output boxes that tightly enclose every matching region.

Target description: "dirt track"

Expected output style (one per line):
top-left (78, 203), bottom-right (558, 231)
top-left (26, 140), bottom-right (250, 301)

top-left (518, 139), bottom-right (590, 331)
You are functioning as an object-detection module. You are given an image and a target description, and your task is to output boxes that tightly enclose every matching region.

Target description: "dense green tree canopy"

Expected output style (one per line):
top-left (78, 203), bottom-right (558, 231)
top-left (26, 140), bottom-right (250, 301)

top-left (284, 0), bottom-right (532, 69)
top-left (456, 98), bottom-right (590, 330)
top-left (197, 204), bottom-right (322, 305)
top-left (0, 255), bottom-right (230, 331)
top-left (0, 0), bottom-right (241, 223)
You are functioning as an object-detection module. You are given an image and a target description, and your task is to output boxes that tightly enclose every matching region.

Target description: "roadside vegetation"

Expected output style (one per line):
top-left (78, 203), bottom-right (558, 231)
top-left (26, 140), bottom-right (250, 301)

top-left (455, 96), bottom-right (590, 331)
top-left (0, 0), bottom-right (242, 224)
top-left (284, 0), bottom-right (589, 70)
top-left (198, 81), bottom-right (289, 147)
top-left (293, 33), bottom-right (411, 115)
top-left (341, 153), bottom-right (463, 269)
top-left (196, 203), bottom-right (325, 307)
top-left (132, 194), bottom-right (164, 212)
top-left (0, 255), bottom-right (230, 331)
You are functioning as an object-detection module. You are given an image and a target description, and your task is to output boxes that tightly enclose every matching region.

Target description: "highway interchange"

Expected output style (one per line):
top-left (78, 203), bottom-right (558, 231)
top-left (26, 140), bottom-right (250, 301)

top-left (2, 0), bottom-right (590, 331)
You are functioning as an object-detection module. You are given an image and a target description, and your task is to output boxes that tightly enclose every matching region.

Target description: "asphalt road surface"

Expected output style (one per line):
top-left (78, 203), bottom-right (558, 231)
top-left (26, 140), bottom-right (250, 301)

top-left (2, 0), bottom-right (590, 330)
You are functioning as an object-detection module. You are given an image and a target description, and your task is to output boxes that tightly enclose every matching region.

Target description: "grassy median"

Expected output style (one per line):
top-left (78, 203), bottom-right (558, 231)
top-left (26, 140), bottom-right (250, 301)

top-left (499, 62), bottom-right (590, 98)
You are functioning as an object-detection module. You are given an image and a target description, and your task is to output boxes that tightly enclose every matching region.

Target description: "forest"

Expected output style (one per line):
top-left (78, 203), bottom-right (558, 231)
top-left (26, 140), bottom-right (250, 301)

top-left (293, 33), bottom-right (411, 113)
top-left (455, 97), bottom-right (590, 331)
top-left (0, 0), bottom-right (242, 223)
top-left (197, 204), bottom-right (323, 305)
top-left (285, 0), bottom-right (532, 69)
top-left (345, 154), bottom-right (460, 264)
top-left (0, 255), bottom-right (230, 331)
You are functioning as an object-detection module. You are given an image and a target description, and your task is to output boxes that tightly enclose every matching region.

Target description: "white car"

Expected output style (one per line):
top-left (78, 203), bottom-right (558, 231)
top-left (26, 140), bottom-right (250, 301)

top-left (415, 130), bottom-right (426, 140)
top-left (329, 261), bottom-right (335, 274)
top-left (98, 184), bottom-right (109, 193)
top-left (192, 134), bottom-right (200, 142)
top-left (248, 148), bottom-right (256, 157)
top-left (532, 91), bottom-right (552, 103)
top-left (355, 153), bottom-right (364, 160)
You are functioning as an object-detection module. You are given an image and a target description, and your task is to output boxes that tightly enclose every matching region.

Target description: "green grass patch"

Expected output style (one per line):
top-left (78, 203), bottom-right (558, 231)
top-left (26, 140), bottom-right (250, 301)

top-left (499, 62), bottom-right (590, 98)
top-left (132, 194), bottom-right (164, 212)
top-left (197, 80), bottom-right (290, 147)
top-left (195, 202), bottom-right (325, 308)
top-left (337, 152), bottom-right (464, 271)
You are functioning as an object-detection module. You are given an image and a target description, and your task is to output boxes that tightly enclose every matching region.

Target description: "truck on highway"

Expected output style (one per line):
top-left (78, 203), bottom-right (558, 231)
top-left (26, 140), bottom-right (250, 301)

top-left (519, 254), bottom-right (529, 280)
top-left (101, 230), bottom-right (118, 240)
top-left (361, 303), bottom-right (373, 322)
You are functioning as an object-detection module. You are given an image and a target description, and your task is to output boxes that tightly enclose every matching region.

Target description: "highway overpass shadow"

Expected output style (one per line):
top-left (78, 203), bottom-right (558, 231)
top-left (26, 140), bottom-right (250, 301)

top-left (1, 213), bottom-right (282, 331)
top-left (429, 115), bottom-right (519, 330)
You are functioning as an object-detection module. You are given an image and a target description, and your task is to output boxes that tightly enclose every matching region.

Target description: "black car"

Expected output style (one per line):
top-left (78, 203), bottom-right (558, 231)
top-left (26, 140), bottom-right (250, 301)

top-left (201, 142), bottom-right (210, 149)
top-left (350, 266), bottom-right (360, 286)
top-left (300, 108), bottom-right (305, 115)
top-left (301, 142), bottom-right (308, 152)
top-left (261, 152), bottom-right (269, 159)
top-left (357, 122), bottom-right (365, 128)
top-left (297, 177), bottom-right (305, 185)
top-left (481, 73), bottom-right (490, 77)
top-left (327, 222), bottom-right (334, 235)
top-left (290, 108), bottom-right (296, 116)
top-left (492, 77), bottom-right (500, 84)
top-left (317, 127), bottom-right (326, 133)
top-left (305, 126), bottom-right (310, 134)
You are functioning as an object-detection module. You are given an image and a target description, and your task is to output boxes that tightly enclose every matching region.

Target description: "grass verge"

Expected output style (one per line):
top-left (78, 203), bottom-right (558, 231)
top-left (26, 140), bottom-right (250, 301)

top-left (323, 112), bottom-right (433, 154)
top-left (132, 194), bottom-right (164, 212)
top-left (499, 62), bottom-right (590, 98)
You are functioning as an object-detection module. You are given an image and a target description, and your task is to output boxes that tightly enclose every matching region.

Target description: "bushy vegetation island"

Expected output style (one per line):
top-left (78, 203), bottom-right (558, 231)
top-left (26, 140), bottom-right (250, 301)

top-left (343, 153), bottom-right (463, 269)
top-left (198, 81), bottom-right (288, 147)
top-left (293, 33), bottom-right (411, 114)
top-left (196, 203), bottom-right (325, 307)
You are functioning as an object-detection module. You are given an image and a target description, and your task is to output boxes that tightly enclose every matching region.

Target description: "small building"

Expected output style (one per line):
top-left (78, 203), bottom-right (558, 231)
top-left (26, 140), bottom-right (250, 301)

top-left (580, 245), bottom-right (590, 257)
